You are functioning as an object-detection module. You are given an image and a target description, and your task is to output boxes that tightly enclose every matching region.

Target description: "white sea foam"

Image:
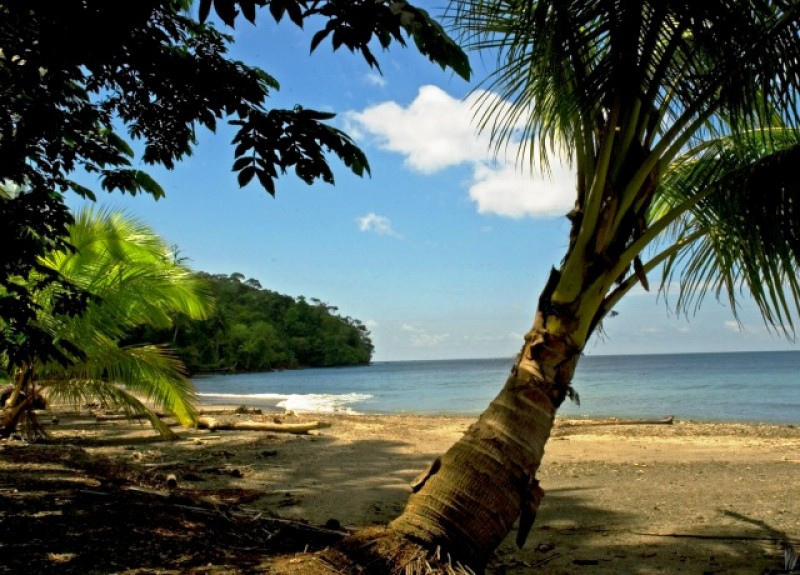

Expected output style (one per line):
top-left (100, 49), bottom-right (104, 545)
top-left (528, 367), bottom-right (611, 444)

top-left (197, 392), bottom-right (373, 414)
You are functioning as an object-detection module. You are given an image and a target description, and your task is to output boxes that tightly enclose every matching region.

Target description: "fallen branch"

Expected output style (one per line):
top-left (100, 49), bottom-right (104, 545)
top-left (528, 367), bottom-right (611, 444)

top-left (559, 415), bottom-right (674, 427)
top-left (124, 485), bottom-right (171, 498)
top-left (143, 461), bottom-right (182, 469)
top-left (94, 412), bottom-right (168, 421)
top-left (196, 417), bottom-right (330, 434)
top-left (632, 531), bottom-right (787, 542)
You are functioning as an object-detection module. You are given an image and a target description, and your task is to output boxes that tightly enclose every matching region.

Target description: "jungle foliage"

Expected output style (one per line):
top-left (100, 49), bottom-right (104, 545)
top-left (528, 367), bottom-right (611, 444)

top-left (0, 0), bottom-right (467, 374)
top-left (126, 272), bottom-right (374, 373)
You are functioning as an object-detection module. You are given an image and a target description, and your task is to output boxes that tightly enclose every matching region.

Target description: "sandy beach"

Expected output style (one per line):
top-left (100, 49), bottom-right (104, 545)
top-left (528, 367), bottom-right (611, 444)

top-left (1, 406), bottom-right (798, 574)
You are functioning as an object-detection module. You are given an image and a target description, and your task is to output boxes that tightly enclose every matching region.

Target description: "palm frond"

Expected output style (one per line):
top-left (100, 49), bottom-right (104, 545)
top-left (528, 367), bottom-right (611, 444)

top-left (42, 377), bottom-right (178, 440)
top-left (40, 342), bottom-right (197, 425)
top-left (652, 131), bottom-right (800, 334)
top-left (449, 1), bottom-right (800, 188)
top-left (23, 207), bottom-right (211, 438)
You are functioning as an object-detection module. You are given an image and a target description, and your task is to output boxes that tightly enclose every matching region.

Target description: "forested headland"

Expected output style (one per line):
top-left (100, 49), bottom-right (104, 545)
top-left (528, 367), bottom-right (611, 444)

top-left (126, 273), bottom-right (374, 374)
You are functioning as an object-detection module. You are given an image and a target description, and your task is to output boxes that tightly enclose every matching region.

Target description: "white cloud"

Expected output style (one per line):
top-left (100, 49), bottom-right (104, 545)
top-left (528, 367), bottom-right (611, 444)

top-left (357, 212), bottom-right (401, 238)
top-left (470, 162), bottom-right (575, 219)
top-left (724, 320), bottom-right (767, 334)
top-left (411, 332), bottom-right (450, 347)
top-left (463, 332), bottom-right (521, 343)
top-left (347, 85), bottom-right (575, 218)
top-left (364, 73), bottom-right (387, 88)
top-left (348, 85), bottom-right (487, 172)
top-left (724, 320), bottom-right (741, 332)
top-left (639, 326), bottom-right (664, 334)
top-left (364, 319), bottom-right (379, 330)
top-left (400, 323), bottom-right (449, 347)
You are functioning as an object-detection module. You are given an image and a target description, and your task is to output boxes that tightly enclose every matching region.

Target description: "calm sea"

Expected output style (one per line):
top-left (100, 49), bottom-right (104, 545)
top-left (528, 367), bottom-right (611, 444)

top-left (193, 351), bottom-right (800, 424)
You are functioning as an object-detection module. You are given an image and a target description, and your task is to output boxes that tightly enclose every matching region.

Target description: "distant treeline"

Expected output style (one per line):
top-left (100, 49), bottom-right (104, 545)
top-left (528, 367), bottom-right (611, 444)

top-left (126, 272), bottom-right (373, 373)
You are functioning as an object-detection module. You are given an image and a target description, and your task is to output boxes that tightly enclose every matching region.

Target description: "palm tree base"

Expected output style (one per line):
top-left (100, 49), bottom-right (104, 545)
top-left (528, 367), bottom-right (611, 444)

top-left (308, 527), bottom-right (479, 575)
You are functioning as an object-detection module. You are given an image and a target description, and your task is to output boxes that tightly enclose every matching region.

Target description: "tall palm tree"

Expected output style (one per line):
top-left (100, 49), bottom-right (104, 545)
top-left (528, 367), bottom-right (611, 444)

top-left (381, 1), bottom-right (800, 570)
top-left (0, 208), bottom-right (211, 439)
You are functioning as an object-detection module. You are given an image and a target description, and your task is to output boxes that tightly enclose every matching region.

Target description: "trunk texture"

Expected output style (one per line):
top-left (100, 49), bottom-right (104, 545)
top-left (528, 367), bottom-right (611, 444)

top-left (389, 271), bottom-right (583, 568)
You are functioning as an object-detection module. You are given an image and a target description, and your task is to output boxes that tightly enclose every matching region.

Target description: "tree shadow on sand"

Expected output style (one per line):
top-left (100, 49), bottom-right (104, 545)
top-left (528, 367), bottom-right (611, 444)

top-left (490, 489), bottom-right (790, 574)
top-left (0, 421), bottom-right (793, 574)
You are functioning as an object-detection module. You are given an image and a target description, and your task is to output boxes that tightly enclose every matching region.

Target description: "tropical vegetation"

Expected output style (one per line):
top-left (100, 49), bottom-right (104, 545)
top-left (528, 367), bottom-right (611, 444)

top-left (379, 1), bottom-right (800, 571)
top-left (127, 272), bottom-right (374, 373)
top-left (6, 0), bottom-right (800, 572)
top-left (0, 208), bottom-right (211, 440)
top-left (0, 0), bottom-right (469, 386)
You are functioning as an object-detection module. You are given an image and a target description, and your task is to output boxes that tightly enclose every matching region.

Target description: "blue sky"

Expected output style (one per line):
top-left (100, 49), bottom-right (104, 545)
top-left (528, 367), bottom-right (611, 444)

top-left (71, 5), bottom-right (798, 361)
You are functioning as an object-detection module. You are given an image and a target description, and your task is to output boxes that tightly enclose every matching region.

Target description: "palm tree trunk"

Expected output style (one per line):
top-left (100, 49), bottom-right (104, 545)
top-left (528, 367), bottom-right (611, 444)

top-left (1, 365), bottom-right (34, 437)
top-left (3, 364), bottom-right (29, 408)
top-left (388, 270), bottom-right (584, 569)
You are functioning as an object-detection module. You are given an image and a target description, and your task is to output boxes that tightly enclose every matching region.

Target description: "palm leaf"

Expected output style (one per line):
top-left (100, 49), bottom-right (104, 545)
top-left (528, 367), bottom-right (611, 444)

top-left (42, 377), bottom-right (179, 440)
top-left (449, 1), bottom-right (800, 203)
top-left (27, 207), bottom-right (211, 438)
top-left (652, 131), bottom-right (800, 334)
top-left (40, 342), bottom-right (197, 424)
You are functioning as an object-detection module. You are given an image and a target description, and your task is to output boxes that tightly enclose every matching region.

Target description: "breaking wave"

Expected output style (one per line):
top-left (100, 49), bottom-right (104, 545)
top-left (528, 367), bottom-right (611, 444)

top-left (197, 392), bottom-right (373, 414)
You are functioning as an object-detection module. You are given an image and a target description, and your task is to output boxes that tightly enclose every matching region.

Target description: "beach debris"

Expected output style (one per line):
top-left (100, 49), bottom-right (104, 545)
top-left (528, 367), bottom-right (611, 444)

top-left (259, 450), bottom-right (278, 458)
top-left (324, 518), bottom-right (342, 531)
top-left (196, 416), bottom-right (330, 434)
top-left (573, 558), bottom-right (599, 565)
top-left (212, 449), bottom-right (235, 458)
top-left (200, 466), bottom-right (243, 478)
top-left (279, 492), bottom-right (299, 507)
top-left (560, 415), bottom-right (675, 427)
top-left (234, 405), bottom-right (262, 415)
top-left (143, 460), bottom-right (182, 469)
top-left (93, 410), bottom-right (167, 421)
top-left (124, 485), bottom-right (171, 498)
top-left (536, 542), bottom-right (555, 553)
top-left (165, 473), bottom-right (178, 490)
top-left (527, 554), bottom-right (561, 568)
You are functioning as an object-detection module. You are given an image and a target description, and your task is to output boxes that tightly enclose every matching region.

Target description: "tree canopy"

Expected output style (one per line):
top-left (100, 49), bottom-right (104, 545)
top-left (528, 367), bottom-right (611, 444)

top-left (127, 272), bottom-right (375, 373)
top-left (0, 0), bottom-right (468, 371)
top-left (453, 0), bottom-right (800, 341)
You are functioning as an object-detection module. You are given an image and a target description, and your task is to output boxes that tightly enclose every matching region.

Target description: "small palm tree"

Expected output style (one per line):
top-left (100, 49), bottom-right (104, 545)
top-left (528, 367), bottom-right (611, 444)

top-left (1, 208), bottom-right (211, 439)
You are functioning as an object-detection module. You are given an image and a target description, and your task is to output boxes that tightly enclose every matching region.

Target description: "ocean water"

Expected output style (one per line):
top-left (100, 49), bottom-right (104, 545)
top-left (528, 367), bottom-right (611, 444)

top-left (193, 351), bottom-right (800, 424)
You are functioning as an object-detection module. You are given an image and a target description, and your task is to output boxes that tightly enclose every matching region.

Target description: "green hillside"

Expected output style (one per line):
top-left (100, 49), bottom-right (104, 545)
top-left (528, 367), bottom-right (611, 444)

top-left (126, 273), bottom-right (373, 373)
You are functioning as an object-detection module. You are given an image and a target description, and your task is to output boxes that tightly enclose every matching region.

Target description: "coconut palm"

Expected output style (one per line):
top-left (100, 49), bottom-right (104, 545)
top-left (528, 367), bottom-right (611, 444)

top-left (0, 208), bottom-right (211, 439)
top-left (382, 1), bottom-right (800, 570)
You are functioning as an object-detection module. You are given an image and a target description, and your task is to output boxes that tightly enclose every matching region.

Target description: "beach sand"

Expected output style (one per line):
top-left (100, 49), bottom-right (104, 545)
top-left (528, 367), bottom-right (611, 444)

top-left (1, 407), bottom-right (798, 574)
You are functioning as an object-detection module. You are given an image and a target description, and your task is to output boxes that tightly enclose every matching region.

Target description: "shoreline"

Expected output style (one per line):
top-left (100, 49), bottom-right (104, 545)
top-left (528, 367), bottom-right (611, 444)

top-left (192, 351), bottom-right (800, 426)
top-left (198, 398), bottom-right (800, 426)
top-left (2, 406), bottom-right (799, 573)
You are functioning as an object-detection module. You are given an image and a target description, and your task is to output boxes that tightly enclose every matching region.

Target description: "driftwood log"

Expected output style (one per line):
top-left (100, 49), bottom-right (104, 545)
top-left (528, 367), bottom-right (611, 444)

top-left (95, 413), bottom-right (150, 421)
top-left (559, 415), bottom-right (675, 427)
top-left (196, 416), bottom-right (331, 434)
